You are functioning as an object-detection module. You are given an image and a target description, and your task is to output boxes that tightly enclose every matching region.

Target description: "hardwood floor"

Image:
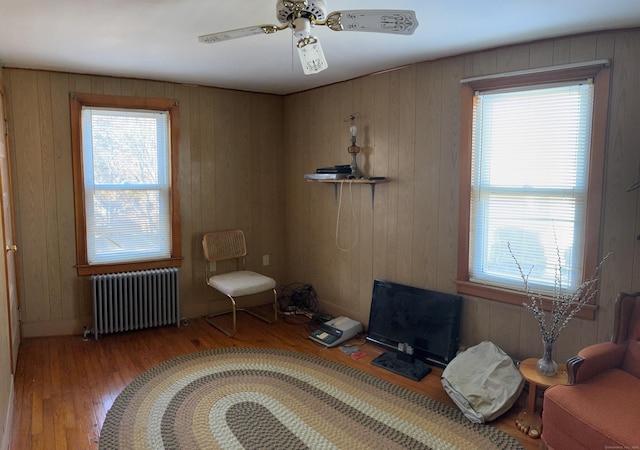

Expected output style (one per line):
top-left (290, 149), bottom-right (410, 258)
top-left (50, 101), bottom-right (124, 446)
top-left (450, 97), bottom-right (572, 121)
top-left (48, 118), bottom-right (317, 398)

top-left (10, 313), bottom-right (541, 449)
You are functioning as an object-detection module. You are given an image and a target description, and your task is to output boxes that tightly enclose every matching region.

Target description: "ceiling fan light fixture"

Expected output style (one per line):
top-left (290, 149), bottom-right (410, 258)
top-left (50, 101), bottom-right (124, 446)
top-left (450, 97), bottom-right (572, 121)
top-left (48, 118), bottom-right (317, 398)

top-left (297, 36), bottom-right (328, 75)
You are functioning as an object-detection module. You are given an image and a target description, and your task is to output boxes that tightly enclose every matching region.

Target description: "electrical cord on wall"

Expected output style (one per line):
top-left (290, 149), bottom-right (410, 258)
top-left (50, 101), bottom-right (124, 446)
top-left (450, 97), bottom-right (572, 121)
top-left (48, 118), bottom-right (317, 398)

top-left (335, 181), bottom-right (358, 252)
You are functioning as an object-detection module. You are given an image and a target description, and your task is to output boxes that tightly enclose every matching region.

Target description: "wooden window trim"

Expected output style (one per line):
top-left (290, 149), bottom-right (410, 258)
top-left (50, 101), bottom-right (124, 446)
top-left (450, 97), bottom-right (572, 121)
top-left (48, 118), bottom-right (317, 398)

top-left (70, 93), bottom-right (182, 276)
top-left (456, 65), bottom-right (611, 320)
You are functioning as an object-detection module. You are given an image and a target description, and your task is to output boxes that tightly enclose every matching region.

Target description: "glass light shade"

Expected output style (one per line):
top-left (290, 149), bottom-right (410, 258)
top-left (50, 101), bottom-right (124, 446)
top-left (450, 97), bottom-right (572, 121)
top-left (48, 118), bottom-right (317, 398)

top-left (298, 38), bottom-right (328, 75)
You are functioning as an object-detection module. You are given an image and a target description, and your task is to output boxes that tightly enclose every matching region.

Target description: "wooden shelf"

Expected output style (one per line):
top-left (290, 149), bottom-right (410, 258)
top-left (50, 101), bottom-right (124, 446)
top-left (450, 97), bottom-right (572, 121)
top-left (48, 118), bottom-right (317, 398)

top-left (307, 177), bottom-right (388, 184)
top-left (306, 177), bottom-right (389, 208)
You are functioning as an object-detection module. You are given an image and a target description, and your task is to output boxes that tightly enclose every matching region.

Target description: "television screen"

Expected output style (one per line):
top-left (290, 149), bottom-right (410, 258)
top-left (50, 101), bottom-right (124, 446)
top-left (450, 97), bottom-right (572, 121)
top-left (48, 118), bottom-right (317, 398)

top-left (366, 279), bottom-right (462, 367)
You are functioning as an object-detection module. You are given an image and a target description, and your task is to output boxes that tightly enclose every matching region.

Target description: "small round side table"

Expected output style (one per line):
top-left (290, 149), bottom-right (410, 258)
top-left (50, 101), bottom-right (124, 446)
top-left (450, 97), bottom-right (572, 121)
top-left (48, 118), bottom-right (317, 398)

top-left (516, 358), bottom-right (568, 439)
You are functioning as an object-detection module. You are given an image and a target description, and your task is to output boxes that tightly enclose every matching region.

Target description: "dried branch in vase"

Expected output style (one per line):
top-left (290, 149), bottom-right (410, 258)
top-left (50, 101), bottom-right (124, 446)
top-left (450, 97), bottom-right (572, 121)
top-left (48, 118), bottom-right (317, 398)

top-left (508, 242), bottom-right (610, 346)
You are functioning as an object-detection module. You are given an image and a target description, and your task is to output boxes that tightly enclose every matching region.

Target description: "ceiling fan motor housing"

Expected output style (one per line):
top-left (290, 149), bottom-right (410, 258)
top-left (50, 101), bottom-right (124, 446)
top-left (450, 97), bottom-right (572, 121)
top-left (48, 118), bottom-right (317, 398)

top-left (292, 18), bottom-right (311, 39)
top-left (277, 0), bottom-right (327, 24)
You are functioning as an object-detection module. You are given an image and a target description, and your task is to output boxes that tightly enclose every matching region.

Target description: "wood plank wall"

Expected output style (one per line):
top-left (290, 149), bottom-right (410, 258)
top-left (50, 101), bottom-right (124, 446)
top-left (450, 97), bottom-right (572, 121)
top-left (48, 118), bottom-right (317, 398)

top-left (3, 28), bottom-right (640, 363)
top-left (283, 29), bottom-right (640, 362)
top-left (3, 71), bottom-right (285, 337)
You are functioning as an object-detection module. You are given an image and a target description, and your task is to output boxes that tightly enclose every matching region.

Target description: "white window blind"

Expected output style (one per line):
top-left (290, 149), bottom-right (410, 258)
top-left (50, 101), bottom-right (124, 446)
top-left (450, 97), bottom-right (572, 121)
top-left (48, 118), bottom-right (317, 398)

top-left (81, 107), bottom-right (171, 265)
top-left (469, 81), bottom-right (594, 294)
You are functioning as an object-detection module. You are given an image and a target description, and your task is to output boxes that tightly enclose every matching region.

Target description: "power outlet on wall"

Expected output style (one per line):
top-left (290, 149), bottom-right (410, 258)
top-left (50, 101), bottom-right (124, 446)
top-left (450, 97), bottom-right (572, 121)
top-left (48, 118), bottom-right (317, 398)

top-left (262, 255), bottom-right (270, 266)
top-left (209, 261), bottom-right (216, 272)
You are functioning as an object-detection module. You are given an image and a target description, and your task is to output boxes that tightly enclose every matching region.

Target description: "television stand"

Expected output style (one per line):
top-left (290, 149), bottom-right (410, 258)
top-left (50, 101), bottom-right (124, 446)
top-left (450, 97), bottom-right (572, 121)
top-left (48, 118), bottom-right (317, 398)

top-left (371, 351), bottom-right (432, 381)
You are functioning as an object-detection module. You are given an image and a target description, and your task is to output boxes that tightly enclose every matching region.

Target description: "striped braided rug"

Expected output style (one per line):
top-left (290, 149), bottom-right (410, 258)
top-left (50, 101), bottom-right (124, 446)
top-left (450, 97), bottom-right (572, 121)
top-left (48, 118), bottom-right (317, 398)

top-left (99, 347), bottom-right (523, 449)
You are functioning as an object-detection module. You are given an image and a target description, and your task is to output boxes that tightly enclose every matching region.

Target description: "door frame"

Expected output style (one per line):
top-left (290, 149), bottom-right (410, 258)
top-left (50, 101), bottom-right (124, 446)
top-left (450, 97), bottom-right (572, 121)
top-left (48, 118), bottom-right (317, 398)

top-left (0, 76), bottom-right (21, 373)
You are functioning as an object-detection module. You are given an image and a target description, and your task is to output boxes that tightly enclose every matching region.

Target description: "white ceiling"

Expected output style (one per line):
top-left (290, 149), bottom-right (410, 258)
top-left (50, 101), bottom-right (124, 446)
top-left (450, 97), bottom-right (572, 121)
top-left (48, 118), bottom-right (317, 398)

top-left (1, 0), bottom-right (640, 95)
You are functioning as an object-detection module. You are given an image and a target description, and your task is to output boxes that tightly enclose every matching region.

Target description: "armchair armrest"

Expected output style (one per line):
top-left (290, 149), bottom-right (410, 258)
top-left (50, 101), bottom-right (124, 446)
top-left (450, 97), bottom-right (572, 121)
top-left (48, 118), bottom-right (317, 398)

top-left (568, 341), bottom-right (627, 384)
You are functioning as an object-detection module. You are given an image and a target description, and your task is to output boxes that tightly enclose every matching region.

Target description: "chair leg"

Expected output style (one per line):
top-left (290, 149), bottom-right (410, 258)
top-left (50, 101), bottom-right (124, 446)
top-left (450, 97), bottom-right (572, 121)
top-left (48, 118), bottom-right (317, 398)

top-left (240, 290), bottom-right (277, 325)
top-left (205, 295), bottom-right (237, 337)
top-left (272, 288), bottom-right (278, 322)
top-left (205, 290), bottom-right (277, 337)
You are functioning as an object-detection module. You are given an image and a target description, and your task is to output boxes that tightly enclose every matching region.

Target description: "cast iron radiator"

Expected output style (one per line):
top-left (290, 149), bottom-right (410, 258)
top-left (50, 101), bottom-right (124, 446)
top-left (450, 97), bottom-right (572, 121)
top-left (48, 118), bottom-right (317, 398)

top-left (91, 268), bottom-right (179, 340)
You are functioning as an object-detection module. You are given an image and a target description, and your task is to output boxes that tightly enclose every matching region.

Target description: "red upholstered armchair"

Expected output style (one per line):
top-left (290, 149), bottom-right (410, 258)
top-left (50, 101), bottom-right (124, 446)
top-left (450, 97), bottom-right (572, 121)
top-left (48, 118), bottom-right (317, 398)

top-left (542, 292), bottom-right (640, 449)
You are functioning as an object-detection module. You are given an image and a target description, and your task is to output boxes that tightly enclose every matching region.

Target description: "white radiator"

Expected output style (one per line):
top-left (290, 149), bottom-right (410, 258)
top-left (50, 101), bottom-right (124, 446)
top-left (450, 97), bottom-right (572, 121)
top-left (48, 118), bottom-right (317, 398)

top-left (91, 268), bottom-right (179, 340)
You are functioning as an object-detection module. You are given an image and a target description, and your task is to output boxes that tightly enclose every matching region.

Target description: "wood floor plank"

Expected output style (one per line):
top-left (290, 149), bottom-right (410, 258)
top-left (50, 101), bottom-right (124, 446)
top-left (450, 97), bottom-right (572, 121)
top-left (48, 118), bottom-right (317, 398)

top-left (41, 399), bottom-right (55, 448)
top-left (10, 314), bottom-right (540, 449)
top-left (52, 395), bottom-right (70, 450)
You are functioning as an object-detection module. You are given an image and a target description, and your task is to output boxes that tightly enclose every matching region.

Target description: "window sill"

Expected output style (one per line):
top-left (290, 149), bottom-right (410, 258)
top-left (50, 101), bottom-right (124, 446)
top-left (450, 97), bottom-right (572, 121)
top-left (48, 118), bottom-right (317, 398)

top-left (76, 257), bottom-right (182, 277)
top-left (454, 280), bottom-right (596, 320)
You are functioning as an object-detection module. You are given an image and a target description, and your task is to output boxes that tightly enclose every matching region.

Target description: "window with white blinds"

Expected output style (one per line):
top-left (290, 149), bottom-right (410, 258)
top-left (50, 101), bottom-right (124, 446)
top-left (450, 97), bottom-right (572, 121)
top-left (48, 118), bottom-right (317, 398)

top-left (81, 107), bottom-right (172, 264)
top-left (469, 81), bottom-right (594, 294)
top-left (70, 93), bottom-right (181, 276)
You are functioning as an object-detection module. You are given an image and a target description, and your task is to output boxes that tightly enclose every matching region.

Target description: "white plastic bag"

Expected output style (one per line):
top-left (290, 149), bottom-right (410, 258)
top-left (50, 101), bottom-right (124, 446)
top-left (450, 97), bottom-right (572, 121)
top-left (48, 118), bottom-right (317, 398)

top-left (441, 341), bottom-right (524, 423)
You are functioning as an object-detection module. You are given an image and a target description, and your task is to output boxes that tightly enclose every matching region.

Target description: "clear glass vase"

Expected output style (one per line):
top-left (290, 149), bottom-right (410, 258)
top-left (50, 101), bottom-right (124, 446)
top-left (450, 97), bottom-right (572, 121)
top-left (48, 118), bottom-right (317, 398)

top-left (537, 340), bottom-right (558, 377)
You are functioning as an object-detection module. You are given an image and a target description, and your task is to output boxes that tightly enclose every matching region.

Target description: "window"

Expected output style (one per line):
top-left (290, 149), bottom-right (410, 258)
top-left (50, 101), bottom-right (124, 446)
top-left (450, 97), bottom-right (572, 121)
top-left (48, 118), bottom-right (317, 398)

top-left (456, 62), bottom-right (610, 319)
top-left (71, 94), bottom-right (181, 276)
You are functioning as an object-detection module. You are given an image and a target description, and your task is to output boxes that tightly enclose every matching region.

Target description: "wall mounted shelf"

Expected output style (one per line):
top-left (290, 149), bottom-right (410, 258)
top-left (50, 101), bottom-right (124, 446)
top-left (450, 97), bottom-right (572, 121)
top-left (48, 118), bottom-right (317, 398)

top-left (305, 177), bottom-right (388, 208)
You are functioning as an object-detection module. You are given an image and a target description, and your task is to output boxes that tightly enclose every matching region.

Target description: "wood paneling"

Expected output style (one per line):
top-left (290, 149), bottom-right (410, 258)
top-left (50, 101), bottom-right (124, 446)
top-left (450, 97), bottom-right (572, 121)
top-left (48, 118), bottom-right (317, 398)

top-left (598, 31), bottom-right (640, 343)
top-left (4, 70), bottom-right (285, 335)
top-left (284, 29), bottom-right (640, 363)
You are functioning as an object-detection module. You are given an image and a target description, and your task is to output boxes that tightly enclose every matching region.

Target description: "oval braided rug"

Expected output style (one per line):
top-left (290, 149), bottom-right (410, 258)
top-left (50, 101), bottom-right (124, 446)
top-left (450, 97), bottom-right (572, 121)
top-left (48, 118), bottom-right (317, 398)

top-left (99, 347), bottom-right (523, 449)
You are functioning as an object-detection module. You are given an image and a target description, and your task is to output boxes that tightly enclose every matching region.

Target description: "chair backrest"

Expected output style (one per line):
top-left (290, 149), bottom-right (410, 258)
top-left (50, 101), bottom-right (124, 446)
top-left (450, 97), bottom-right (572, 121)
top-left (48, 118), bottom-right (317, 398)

top-left (616, 292), bottom-right (640, 377)
top-left (202, 230), bottom-right (247, 263)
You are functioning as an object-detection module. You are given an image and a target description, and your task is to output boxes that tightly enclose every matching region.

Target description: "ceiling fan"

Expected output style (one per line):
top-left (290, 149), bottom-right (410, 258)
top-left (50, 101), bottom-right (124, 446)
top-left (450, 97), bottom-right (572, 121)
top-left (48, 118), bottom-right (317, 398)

top-left (198, 0), bottom-right (419, 75)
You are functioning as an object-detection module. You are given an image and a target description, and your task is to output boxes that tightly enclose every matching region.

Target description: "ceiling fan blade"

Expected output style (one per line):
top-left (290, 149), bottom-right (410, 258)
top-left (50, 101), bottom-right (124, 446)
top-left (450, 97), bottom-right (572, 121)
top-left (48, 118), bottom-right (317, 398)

top-left (198, 25), bottom-right (281, 44)
top-left (325, 10), bottom-right (419, 35)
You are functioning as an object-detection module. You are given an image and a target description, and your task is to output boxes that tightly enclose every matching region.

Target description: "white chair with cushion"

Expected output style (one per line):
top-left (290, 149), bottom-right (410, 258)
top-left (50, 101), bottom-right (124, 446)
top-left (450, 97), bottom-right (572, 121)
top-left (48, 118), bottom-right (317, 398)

top-left (202, 230), bottom-right (277, 337)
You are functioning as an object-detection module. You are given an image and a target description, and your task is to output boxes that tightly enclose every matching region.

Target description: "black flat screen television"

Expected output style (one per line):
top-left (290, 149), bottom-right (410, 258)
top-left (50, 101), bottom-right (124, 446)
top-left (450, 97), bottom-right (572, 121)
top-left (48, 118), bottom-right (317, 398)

top-left (366, 279), bottom-right (462, 376)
